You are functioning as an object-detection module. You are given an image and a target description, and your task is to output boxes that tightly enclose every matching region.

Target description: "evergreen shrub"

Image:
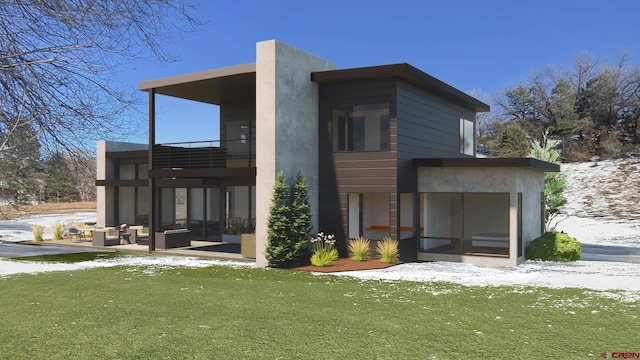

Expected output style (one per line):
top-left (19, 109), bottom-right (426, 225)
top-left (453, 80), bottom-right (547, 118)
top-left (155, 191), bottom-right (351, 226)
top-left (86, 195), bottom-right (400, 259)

top-left (265, 171), bottom-right (312, 268)
top-left (525, 231), bottom-right (581, 262)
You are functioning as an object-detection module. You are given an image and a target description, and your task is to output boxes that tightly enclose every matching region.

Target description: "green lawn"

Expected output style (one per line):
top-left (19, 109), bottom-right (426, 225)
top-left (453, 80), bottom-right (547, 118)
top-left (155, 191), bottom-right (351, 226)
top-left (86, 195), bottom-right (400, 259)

top-left (0, 259), bottom-right (637, 359)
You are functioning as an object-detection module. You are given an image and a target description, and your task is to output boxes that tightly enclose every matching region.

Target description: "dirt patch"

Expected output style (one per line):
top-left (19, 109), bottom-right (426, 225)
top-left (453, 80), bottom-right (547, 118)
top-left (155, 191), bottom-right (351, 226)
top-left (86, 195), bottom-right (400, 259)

top-left (293, 257), bottom-right (400, 273)
top-left (0, 202), bottom-right (96, 220)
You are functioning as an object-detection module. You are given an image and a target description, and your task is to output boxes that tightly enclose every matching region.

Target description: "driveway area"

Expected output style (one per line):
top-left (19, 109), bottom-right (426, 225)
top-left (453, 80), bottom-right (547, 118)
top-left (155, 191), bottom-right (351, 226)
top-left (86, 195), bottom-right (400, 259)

top-left (0, 242), bottom-right (107, 258)
top-left (581, 243), bottom-right (640, 263)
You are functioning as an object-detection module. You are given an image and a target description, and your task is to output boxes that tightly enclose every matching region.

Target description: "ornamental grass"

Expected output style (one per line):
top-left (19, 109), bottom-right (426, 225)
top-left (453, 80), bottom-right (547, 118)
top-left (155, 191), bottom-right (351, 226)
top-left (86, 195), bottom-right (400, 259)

top-left (51, 223), bottom-right (64, 240)
top-left (376, 237), bottom-right (399, 264)
top-left (31, 224), bottom-right (45, 243)
top-left (348, 236), bottom-right (371, 261)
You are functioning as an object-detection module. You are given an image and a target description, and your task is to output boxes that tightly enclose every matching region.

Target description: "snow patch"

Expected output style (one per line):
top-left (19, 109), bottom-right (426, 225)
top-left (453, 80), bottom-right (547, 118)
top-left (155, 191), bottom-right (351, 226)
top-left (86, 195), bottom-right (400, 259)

top-left (0, 256), bottom-right (254, 277)
top-left (0, 212), bottom-right (96, 243)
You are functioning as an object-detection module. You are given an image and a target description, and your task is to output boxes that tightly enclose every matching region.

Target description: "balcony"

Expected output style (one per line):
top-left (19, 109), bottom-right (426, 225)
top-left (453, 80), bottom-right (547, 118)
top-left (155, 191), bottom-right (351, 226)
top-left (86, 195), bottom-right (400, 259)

top-left (152, 138), bottom-right (255, 170)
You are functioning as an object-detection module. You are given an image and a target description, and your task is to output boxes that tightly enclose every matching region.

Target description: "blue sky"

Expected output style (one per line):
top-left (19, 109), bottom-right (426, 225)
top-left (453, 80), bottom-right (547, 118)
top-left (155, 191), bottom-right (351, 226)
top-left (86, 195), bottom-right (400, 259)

top-left (123, 0), bottom-right (640, 144)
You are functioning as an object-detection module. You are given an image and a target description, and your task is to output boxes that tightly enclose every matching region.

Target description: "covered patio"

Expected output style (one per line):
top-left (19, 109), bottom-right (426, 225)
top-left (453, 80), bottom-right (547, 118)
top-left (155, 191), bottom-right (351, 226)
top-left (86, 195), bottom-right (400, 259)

top-left (96, 64), bottom-right (260, 252)
top-left (414, 158), bottom-right (558, 266)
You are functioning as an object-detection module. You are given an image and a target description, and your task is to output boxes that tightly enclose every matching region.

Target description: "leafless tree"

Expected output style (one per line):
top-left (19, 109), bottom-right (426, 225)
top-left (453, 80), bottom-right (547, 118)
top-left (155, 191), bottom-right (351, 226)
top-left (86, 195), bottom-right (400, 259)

top-left (0, 0), bottom-right (201, 205)
top-left (65, 149), bottom-right (97, 202)
top-left (0, 0), bottom-right (201, 152)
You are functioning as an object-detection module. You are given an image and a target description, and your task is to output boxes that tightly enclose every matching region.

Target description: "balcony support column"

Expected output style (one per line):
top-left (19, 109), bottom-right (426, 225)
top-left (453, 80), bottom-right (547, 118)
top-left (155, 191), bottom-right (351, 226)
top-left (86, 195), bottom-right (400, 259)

top-left (148, 88), bottom-right (156, 252)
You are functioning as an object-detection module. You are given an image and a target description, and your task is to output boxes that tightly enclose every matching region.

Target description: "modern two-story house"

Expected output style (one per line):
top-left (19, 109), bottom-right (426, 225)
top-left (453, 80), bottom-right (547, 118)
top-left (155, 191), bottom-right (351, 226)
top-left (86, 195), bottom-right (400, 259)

top-left (96, 40), bottom-right (558, 267)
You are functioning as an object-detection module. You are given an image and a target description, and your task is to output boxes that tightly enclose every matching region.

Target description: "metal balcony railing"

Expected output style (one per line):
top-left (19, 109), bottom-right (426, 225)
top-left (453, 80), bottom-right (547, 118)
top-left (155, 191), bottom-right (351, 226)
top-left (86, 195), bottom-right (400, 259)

top-left (152, 138), bottom-right (256, 169)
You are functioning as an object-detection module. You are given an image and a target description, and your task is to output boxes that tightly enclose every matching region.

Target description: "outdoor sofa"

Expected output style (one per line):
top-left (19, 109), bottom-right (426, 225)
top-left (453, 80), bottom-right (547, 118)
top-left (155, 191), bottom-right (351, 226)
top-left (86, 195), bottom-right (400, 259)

top-left (155, 229), bottom-right (191, 249)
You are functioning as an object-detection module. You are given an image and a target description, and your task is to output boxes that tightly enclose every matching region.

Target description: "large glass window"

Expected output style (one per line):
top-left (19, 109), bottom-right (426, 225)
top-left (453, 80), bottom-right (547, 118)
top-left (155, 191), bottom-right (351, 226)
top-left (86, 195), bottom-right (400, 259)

top-left (136, 186), bottom-right (149, 226)
top-left (137, 163), bottom-right (148, 180)
top-left (420, 192), bottom-right (510, 256)
top-left (225, 186), bottom-right (255, 235)
top-left (175, 188), bottom-right (187, 228)
top-left (190, 188), bottom-right (204, 237)
top-left (460, 118), bottom-right (474, 156)
top-left (206, 188), bottom-right (221, 240)
top-left (118, 186), bottom-right (135, 224)
top-left (226, 120), bottom-right (254, 155)
top-left (119, 164), bottom-right (136, 180)
top-left (161, 188), bottom-right (174, 230)
top-left (420, 193), bottom-right (462, 253)
top-left (333, 103), bottom-right (390, 152)
top-left (518, 192), bottom-right (523, 257)
top-left (399, 193), bottom-right (415, 239)
top-left (348, 193), bottom-right (390, 240)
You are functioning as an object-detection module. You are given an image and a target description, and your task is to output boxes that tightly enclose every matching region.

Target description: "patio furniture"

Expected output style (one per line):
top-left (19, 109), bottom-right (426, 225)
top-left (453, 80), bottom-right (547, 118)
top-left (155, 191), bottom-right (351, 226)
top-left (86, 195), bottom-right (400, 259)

top-left (241, 233), bottom-right (256, 258)
top-left (92, 228), bottom-right (120, 246)
top-left (64, 227), bottom-right (82, 242)
top-left (155, 229), bottom-right (191, 249)
top-left (80, 228), bottom-right (95, 241)
top-left (126, 226), bottom-right (149, 244)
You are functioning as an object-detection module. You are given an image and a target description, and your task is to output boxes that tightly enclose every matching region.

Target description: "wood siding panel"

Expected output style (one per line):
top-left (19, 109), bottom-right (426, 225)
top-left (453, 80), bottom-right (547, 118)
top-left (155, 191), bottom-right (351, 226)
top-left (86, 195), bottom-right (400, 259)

top-left (318, 79), bottom-right (398, 255)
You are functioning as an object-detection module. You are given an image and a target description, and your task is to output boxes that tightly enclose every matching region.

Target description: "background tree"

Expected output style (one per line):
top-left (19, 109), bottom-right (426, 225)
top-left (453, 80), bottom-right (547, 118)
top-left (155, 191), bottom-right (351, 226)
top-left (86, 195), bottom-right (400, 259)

top-left (0, 117), bottom-right (42, 204)
top-left (0, 0), bottom-right (201, 204)
top-left (494, 51), bottom-right (640, 161)
top-left (530, 133), bottom-right (567, 230)
top-left (487, 121), bottom-right (530, 157)
top-left (43, 152), bottom-right (78, 203)
top-left (66, 150), bottom-right (97, 202)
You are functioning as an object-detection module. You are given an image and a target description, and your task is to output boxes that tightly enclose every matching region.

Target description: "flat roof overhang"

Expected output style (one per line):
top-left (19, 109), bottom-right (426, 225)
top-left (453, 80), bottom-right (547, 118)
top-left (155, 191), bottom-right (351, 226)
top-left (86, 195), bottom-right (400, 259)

top-left (148, 167), bottom-right (256, 178)
top-left (138, 63), bottom-right (256, 105)
top-left (413, 158), bottom-right (560, 172)
top-left (312, 63), bottom-right (490, 113)
top-left (105, 150), bottom-right (148, 159)
top-left (95, 179), bottom-right (147, 187)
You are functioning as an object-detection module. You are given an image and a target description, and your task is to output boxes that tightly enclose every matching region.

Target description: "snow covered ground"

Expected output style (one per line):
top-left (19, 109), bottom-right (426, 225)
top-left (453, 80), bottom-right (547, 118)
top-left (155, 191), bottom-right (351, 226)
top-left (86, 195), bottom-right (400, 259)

top-left (1, 158), bottom-right (639, 296)
top-left (0, 212), bottom-right (96, 243)
top-left (554, 158), bottom-right (640, 246)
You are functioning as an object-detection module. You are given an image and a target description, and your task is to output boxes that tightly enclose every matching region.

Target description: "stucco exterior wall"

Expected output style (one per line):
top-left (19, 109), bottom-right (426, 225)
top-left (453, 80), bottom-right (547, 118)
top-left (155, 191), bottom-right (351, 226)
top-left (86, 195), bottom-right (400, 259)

top-left (516, 168), bottom-right (545, 264)
top-left (255, 40), bottom-right (335, 267)
top-left (417, 167), bottom-right (517, 193)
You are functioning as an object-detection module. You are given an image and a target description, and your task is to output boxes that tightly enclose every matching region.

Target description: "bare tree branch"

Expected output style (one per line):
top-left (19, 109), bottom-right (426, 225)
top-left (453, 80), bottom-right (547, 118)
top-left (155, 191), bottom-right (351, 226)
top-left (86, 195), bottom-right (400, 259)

top-left (0, 0), bottom-right (202, 206)
top-left (0, 0), bottom-right (202, 154)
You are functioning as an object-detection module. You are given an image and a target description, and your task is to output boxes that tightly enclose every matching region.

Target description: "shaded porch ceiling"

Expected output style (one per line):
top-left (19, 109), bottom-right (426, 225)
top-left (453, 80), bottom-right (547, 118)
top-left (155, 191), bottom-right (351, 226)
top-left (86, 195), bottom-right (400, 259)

top-left (138, 63), bottom-right (256, 105)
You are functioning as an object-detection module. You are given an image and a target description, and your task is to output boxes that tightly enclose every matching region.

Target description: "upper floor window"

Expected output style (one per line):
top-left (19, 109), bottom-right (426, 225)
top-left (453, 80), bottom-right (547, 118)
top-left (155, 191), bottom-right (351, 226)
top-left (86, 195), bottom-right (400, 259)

top-left (460, 118), bottom-right (474, 156)
top-left (332, 103), bottom-right (390, 152)
top-left (118, 164), bottom-right (136, 180)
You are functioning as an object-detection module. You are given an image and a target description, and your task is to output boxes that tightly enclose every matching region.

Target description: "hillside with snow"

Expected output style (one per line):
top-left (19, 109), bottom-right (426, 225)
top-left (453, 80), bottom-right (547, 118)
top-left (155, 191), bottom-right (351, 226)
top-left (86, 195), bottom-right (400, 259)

top-left (555, 158), bottom-right (640, 247)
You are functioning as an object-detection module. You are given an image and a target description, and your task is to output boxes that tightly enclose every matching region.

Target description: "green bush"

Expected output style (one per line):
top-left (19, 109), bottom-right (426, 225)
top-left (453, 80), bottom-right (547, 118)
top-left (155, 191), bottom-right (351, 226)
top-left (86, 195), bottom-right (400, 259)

top-left (525, 232), bottom-right (581, 262)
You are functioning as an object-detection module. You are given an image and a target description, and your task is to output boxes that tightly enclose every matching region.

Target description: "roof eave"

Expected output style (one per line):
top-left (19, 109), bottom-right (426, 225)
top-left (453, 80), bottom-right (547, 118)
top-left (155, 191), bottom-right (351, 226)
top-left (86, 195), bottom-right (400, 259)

top-left (412, 157), bottom-right (560, 172)
top-left (312, 63), bottom-right (490, 113)
top-left (138, 63), bottom-right (257, 91)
